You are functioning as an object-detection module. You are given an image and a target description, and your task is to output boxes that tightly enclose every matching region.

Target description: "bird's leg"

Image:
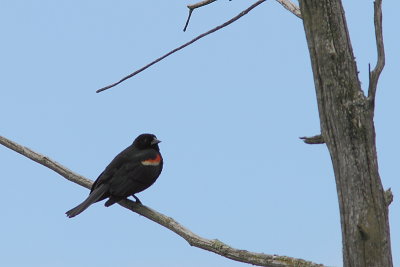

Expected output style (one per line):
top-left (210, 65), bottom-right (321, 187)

top-left (132, 195), bottom-right (142, 204)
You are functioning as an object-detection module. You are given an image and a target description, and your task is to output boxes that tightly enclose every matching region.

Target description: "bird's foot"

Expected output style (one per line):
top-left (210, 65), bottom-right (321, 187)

top-left (132, 195), bottom-right (142, 204)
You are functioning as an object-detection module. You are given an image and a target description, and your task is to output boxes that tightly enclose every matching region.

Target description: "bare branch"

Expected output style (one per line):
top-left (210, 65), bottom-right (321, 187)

top-left (299, 134), bottom-right (325, 144)
top-left (184, 0), bottom-right (218, 31)
top-left (187, 0), bottom-right (217, 10)
top-left (96, 0), bottom-right (266, 94)
top-left (0, 134), bottom-right (325, 267)
top-left (0, 135), bottom-right (91, 188)
top-left (183, 9), bottom-right (195, 32)
top-left (275, 0), bottom-right (301, 18)
top-left (367, 0), bottom-right (385, 108)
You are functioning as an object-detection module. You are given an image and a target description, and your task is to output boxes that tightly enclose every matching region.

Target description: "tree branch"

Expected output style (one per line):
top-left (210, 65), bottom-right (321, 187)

top-left (275, 0), bottom-right (301, 18)
top-left (0, 135), bottom-right (91, 188)
top-left (367, 0), bottom-right (385, 108)
top-left (187, 0), bottom-right (217, 10)
top-left (184, 0), bottom-right (218, 32)
top-left (0, 134), bottom-right (325, 267)
top-left (299, 134), bottom-right (325, 144)
top-left (96, 0), bottom-right (266, 94)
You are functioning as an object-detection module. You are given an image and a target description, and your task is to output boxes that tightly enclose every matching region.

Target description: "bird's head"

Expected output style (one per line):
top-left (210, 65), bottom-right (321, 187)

top-left (133, 133), bottom-right (161, 150)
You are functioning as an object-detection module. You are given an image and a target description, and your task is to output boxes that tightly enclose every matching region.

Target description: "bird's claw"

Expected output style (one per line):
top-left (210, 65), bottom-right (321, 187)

top-left (132, 195), bottom-right (142, 204)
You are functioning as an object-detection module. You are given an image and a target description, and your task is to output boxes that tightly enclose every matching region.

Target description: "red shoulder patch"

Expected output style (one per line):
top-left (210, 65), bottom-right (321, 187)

top-left (141, 154), bottom-right (162, 166)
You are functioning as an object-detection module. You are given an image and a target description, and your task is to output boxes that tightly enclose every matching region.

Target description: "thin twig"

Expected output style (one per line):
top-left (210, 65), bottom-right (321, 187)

top-left (275, 0), bottom-right (301, 18)
top-left (367, 0), bottom-right (385, 109)
top-left (96, 0), bottom-right (266, 93)
top-left (183, 9), bottom-right (194, 32)
top-left (0, 134), bottom-right (325, 267)
top-left (184, 0), bottom-right (218, 31)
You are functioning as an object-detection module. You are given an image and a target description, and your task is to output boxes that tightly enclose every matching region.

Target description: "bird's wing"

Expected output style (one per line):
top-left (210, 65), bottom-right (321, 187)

top-left (90, 145), bottom-right (136, 192)
top-left (108, 149), bottom-right (162, 196)
top-left (91, 148), bottom-right (162, 194)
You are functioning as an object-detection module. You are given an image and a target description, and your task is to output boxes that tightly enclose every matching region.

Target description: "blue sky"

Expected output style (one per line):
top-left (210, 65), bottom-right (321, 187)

top-left (1, 1), bottom-right (399, 267)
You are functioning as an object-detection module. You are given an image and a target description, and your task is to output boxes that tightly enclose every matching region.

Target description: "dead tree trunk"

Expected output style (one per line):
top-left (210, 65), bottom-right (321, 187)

top-left (299, 0), bottom-right (393, 266)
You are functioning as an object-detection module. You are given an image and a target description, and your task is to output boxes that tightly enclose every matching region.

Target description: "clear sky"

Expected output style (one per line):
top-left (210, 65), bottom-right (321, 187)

top-left (1, 1), bottom-right (399, 267)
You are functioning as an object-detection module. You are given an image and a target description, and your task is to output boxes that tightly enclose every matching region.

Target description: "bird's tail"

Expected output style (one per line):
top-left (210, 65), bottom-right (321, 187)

top-left (65, 184), bottom-right (109, 218)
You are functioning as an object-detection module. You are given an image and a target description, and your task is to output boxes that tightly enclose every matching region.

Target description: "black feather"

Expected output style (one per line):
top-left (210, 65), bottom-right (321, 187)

top-left (65, 184), bottom-right (109, 218)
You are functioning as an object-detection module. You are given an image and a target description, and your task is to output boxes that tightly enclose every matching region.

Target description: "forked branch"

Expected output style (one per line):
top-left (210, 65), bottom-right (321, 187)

top-left (368, 0), bottom-right (385, 108)
top-left (184, 0), bottom-right (218, 31)
top-left (96, 0), bottom-right (266, 93)
top-left (0, 135), bottom-right (324, 267)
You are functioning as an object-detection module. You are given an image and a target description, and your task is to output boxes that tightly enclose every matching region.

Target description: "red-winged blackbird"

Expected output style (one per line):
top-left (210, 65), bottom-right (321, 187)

top-left (66, 133), bottom-right (163, 218)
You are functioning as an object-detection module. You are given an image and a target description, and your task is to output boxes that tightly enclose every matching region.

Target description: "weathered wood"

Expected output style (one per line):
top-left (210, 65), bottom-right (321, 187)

top-left (0, 135), bottom-right (325, 267)
top-left (299, 1), bottom-right (393, 266)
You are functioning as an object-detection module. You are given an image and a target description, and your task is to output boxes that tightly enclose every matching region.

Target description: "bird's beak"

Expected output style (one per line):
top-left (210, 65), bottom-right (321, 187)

top-left (151, 138), bottom-right (161, 145)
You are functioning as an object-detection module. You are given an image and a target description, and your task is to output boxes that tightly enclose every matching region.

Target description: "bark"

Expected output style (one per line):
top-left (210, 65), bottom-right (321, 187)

top-left (299, 1), bottom-right (393, 266)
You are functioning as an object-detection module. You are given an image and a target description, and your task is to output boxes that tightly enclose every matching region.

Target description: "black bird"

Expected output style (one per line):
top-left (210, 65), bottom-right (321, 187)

top-left (66, 133), bottom-right (163, 218)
